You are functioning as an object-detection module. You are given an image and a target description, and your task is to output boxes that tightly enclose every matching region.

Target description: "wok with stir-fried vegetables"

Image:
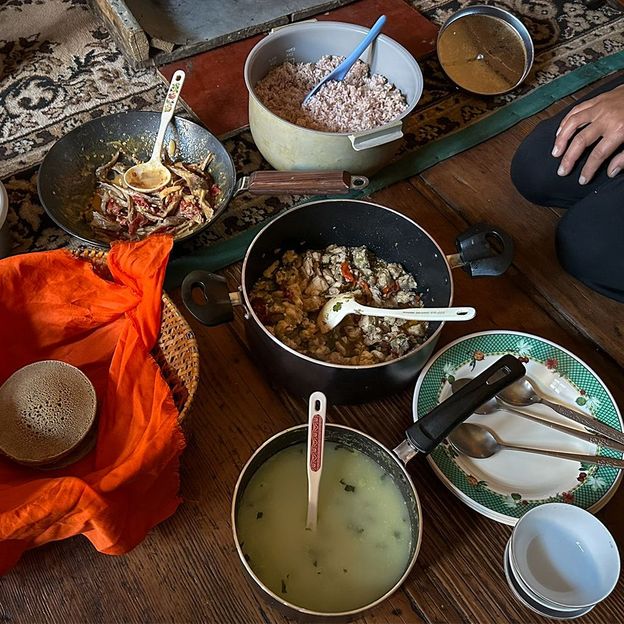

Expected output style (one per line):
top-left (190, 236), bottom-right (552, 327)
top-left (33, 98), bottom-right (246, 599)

top-left (38, 111), bottom-right (369, 247)
top-left (38, 112), bottom-right (238, 247)
top-left (90, 149), bottom-right (220, 240)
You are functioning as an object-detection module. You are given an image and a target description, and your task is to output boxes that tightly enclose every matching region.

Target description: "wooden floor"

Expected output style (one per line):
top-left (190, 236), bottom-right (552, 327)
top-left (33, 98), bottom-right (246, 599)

top-left (3, 82), bottom-right (623, 623)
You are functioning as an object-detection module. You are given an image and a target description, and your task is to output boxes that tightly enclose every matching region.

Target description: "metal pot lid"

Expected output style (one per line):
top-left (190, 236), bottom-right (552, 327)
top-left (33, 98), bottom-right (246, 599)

top-left (437, 5), bottom-right (534, 96)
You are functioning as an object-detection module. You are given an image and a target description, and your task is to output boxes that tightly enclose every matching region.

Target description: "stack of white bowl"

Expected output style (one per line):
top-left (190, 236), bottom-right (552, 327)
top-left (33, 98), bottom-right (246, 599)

top-left (504, 503), bottom-right (620, 619)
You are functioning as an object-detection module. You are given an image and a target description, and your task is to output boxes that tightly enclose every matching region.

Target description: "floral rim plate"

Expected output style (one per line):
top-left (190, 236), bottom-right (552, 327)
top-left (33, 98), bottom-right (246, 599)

top-left (413, 330), bottom-right (623, 525)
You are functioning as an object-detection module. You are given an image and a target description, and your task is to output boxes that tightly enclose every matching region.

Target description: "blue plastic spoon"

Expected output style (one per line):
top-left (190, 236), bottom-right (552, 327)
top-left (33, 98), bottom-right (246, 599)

top-left (302, 15), bottom-right (387, 105)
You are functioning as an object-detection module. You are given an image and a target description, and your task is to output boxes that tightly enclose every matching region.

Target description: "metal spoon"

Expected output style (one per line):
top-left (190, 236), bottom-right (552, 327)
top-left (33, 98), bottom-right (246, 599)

top-left (303, 15), bottom-right (386, 105)
top-left (449, 423), bottom-right (624, 469)
top-left (124, 69), bottom-right (185, 193)
top-left (451, 378), bottom-right (624, 453)
top-left (306, 391), bottom-right (327, 531)
top-left (317, 292), bottom-right (475, 334)
top-left (499, 377), bottom-right (624, 446)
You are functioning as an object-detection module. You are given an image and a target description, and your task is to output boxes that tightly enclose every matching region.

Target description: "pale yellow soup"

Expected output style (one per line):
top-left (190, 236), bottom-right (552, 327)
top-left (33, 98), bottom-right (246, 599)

top-left (237, 442), bottom-right (413, 613)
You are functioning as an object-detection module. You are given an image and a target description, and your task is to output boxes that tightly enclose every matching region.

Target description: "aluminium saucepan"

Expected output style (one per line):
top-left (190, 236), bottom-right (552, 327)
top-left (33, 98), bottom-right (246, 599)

top-left (232, 355), bottom-right (526, 620)
top-left (37, 111), bottom-right (368, 247)
top-left (182, 199), bottom-right (514, 404)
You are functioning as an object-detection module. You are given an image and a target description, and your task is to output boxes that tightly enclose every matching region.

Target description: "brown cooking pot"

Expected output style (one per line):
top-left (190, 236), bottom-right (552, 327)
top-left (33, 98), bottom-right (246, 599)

top-left (182, 199), bottom-right (513, 404)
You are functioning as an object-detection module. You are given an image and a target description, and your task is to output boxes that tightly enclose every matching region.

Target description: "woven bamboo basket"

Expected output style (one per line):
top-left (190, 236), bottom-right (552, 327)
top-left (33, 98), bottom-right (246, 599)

top-left (73, 248), bottom-right (199, 426)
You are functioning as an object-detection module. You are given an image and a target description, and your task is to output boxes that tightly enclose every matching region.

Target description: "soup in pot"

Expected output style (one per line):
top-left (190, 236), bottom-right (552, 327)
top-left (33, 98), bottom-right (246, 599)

top-left (437, 13), bottom-right (528, 95)
top-left (237, 442), bottom-right (413, 613)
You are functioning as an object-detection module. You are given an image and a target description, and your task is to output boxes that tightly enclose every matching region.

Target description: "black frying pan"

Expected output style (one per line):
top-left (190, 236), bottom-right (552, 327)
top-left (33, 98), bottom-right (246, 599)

top-left (37, 111), bottom-right (368, 247)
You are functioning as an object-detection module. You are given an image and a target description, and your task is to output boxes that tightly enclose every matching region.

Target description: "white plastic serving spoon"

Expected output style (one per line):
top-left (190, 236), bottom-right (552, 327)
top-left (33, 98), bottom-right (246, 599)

top-left (302, 15), bottom-right (386, 105)
top-left (306, 391), bottom-right (327, 531)
top-left (124, 69), bottom-right (185, 193)
top-left (317, 292), bottom-right (476, 334)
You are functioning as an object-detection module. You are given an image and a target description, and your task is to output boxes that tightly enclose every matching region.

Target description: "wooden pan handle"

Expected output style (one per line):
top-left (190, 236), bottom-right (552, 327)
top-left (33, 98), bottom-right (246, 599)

top-left (246, 171), bottom-right (368, 195)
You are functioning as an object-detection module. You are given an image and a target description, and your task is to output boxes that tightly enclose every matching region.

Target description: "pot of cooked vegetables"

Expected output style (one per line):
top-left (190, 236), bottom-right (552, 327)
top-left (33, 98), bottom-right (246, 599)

top-left (231, 356), bottom-right (525, 620)
top-left (182, 199), bottom-right (513, 404)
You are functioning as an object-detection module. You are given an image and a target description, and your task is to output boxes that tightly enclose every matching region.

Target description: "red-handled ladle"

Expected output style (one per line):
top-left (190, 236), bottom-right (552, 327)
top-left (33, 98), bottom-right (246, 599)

top-left (306, 391), bottom-right (327, 531)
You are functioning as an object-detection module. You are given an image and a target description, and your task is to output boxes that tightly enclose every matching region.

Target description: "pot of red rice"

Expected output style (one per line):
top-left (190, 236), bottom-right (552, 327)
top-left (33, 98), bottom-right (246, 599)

top-left (244, 21), bottom-right (423, 175)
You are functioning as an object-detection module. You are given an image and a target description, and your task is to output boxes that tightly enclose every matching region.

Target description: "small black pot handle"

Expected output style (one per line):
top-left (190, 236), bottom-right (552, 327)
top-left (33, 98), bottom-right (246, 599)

top-left (181, 270), bottom-right (235, 326)
top-left (405, 354), bottom-right (526, 455)
top-left (452, 223), bottom-right (514, 277)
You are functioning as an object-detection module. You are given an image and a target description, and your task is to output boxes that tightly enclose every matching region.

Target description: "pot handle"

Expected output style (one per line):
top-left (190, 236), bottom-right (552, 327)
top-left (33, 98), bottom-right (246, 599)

top-left (446, 223), bottom-right (514, 277)
top-left (399, 354), bottom-right (526, 458)
top-left (235, 171), bottom-right (369, 196)
top-left (348, 119), bottom-right (403, 151)
top-left (181, 270), bottom-right (242, 326)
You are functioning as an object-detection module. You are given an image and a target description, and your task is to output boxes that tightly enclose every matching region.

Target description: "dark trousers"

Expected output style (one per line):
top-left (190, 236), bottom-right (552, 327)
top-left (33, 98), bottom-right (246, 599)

top-left (510, 73), bottom-right (624, 303)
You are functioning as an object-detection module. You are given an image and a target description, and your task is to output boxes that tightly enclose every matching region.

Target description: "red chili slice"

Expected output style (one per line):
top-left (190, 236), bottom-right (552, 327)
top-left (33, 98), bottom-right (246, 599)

top-left (106, 198), bottom-right (122, 216)
top-left (341, 261), bottom-right (355, 283)
top-left (132, 195), bottom-right (150, 209)
top-left (382, 281), bottom-right (400, 297)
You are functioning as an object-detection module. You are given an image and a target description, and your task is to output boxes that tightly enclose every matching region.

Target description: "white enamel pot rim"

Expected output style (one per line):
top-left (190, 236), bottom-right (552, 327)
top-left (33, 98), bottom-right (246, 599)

top-left (0, 181), bottom-right (9, 259)
top-left (243, 20), bottom-right (424, 146)
top-left (0, 182), bottom-right (7, 229)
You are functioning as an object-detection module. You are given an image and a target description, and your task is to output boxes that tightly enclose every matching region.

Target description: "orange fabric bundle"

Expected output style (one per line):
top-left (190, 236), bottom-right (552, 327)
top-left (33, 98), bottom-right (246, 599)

top-left (0, 236), bottom-right (185, 573)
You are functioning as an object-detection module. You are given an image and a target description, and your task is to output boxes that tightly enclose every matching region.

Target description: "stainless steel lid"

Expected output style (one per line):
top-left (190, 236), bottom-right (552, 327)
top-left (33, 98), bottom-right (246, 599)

top-left (437, 5), bottom-right (534, 96)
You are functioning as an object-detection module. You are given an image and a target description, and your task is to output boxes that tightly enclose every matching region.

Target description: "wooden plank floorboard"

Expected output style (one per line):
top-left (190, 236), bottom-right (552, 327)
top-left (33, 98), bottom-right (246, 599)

top-left (218, 181), bottom-right (624, 623)
top-left (415, 100), bottom-right (624, 369)
top-left (4, 180), bottom-right (623, 623)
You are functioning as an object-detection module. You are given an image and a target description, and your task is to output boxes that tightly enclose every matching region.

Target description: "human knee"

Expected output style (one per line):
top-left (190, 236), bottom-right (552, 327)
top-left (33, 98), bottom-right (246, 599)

top-left (555, 211), bottom-right (611, 284)
top-left (510, 120), bottom-right (559, 205)
top-left (554, 216), bottom-right (580, 278)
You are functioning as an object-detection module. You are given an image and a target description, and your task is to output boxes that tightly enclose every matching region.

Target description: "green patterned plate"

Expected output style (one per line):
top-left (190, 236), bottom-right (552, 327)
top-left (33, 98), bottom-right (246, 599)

top-left (413, 331), bottom-right (623, 525)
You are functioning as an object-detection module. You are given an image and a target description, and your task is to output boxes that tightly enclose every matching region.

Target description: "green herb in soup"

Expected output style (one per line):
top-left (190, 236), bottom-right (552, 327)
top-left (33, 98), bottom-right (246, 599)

top-left (237, 442), bottom-right (413, 613)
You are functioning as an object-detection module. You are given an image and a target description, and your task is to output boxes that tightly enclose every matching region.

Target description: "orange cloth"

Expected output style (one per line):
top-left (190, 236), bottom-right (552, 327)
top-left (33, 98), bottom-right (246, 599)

top-left (0, 236), bottom-right (185, 573)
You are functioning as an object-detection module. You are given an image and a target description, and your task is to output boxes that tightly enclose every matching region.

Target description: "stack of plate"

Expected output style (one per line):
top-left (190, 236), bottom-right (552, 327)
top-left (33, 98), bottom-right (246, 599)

top-left (503, 541), bottom-right (594, 619)
top-left (413, 330), bottom-right (624, 525)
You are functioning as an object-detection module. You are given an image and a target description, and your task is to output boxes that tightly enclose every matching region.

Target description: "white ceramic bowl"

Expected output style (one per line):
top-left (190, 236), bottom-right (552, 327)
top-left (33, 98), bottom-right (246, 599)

top-left (0, 180), bottom-right (9, 258)
top-left (509, 503), bottom-right (620, 609)
top-left (503, 542), bottom-right (593, 620)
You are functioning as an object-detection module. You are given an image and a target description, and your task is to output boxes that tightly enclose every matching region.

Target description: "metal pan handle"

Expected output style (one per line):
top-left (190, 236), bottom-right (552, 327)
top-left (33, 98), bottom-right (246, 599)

top-left (399, 354), bottom-right (526, 458)
top-left (446, 223), bottom-right (514, 277)
top-left (181, 270), bottom-right (242, 326)
top-left (235, 171), bottom-right (369, 196)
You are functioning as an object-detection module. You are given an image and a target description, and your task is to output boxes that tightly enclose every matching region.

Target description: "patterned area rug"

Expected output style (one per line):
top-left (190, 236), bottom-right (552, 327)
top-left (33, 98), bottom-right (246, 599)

top-left (2, 0), bottom-right (624, 255)
top-left (0, 0), bottom-right (167, 178)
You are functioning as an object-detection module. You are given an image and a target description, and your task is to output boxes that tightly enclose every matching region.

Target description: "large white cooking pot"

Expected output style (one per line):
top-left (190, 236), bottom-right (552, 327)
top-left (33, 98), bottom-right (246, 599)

top-left (244, 21), bottom-right (424, 175)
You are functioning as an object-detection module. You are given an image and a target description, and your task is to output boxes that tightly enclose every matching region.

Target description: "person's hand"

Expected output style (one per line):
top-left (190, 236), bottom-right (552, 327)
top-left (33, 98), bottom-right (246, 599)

top-left (551, 84), bottom-right (624, 184)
